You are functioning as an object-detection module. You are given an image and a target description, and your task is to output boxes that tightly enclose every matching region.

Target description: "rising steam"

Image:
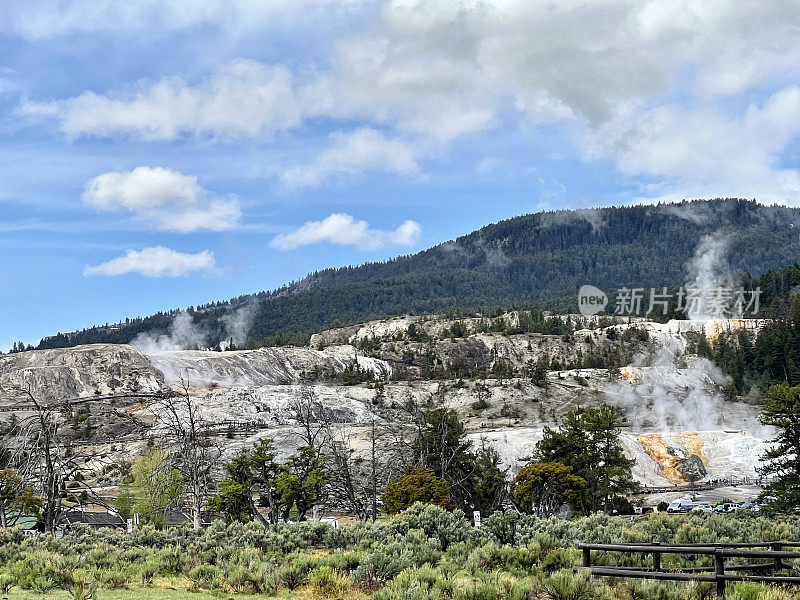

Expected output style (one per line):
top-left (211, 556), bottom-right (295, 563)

top-left (219, 300), bottom-right (258, 349)
top-left (684, 234), bottom-right (734, 320)
top-left (130, 311), bottom-right (209, 353)
top-left (603, 232), bottom-right (768, 432)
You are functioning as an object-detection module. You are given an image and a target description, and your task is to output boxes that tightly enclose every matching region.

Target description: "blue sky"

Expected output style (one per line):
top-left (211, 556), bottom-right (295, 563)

top-left (4, 1), bottom-right (800, 349)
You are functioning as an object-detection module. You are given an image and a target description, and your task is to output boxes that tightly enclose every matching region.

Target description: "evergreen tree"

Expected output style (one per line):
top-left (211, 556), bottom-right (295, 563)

top-left (275, 446), bottom-right (328, 521)
top-left (207, 439), bottom-right (283, 526)
top-left (471, 447), bottom-right (508, 515)
top-left (512, 462), bottom-right (588, 516)
top-left (759, 384), bottom-right (800, 510)
top-left (412, 408), bottom-right (477, 510)
top-left (537, 406), bottom-right (637, 513)
top-left (382, 466), bottom-right (455, 514)
top-left (32, 200), bottom-right (800, 352)
top-left (207, 453), bottom-right (255, 523)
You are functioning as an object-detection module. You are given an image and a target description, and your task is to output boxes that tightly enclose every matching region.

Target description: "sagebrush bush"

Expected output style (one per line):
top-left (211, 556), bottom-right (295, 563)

top-left (0, 573), bottom-right (14, 594)
top-left (1, 508), bottom-right (800, 600)
top-left (727, 582), bottom-right (797, 600)
top-left (275, 563), bottom-right (305, 590)
top-left (455, 581), bottom-right (501, 600)
top-left (542, 569), bottom-right (595, 600)
top-left (307, 565), bottom-right (351, 598)
top-left (186, 564), bottom-right (221, 591)
top-left (100, 568), bottom-right (129, 589)
top-left (540, 548), bottom-right (579, 574)
top-left (31, 575), bottom-right (56, 594)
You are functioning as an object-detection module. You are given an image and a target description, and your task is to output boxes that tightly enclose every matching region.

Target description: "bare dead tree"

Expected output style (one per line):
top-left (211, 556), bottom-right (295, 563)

top-left (367, 410), bottom-right (396, 521)
top-left (150, 377), bottom-right (221, 530)
top-left (7, 384), bottom-right (113, 533)
top-left (320, 417), bottom-right (376, 521)
top-left (288, 387), bottom-right (329, 453)
top-left (319, 393), bottom-right (397, 522)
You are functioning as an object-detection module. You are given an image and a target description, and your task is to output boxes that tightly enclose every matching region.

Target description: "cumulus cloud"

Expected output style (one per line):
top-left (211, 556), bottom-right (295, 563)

top-left (583, 87), bottom-right (800, 203)
top-left (26, 2), bottom-right (800, 133)
top-left (83, 166), bottom-right (240, 232)
top-left (1, 0), bottom-right (349, 39)
top-left (23, 60), bottom-right (302, 141)
top-left (83, 246), bottom-right (218, 277)
top-left (270, 213), bottom-right (420, 250)
top-left (16, 1), bottom-right (800, 201)
top-left (280, 128), bottom-right (420, 190)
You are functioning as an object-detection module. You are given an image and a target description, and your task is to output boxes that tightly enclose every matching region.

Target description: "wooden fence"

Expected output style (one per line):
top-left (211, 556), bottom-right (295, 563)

top-left (578, 542), bottom-right (800, 599)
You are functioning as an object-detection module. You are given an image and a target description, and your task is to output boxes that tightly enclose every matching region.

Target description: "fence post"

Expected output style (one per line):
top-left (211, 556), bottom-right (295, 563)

top-left (653, 542), bottom-right (661, 571)
top-left (773, 542), bottom-right (784, 573)
top-left (582, 546), bottom-right (591, 568)
top-left (714, 549), bottom-right (726, 600)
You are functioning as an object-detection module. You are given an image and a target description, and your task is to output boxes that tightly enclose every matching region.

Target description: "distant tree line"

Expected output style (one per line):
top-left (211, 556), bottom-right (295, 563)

top-left (19, 199), bottom-right (800, 353)
top-left (693, 294), bottom-right (800, 393)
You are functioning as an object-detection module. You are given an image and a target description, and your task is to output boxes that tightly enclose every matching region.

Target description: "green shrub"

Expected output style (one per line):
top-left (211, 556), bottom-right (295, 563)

top-left (307, 565), bottom-right (350, 598)
top-left (541, 569), bottom-right (594, 600)
top-left (455, 581), bottom-right (500, 600)
top-left (540, 548), bottom-right (578, 574)
top-left (187, 564), bottom-right (221, 591)
top-left (727, 582), bottom-right (795, 600)
top-left (100, 569), bottom-right (129, 589)
top-left (225, 565), bottom-right (260, 594)
top-left (624, 578), bottom-right (686, 600)
top-left (255, 570), bottom-right (277, 596)
top-left (137, 557), bottom-right (159, 587)
top-left (351, 548), bottom-right (412, 589)
top-left (9, 560), bottom-right (37, 589)
top-left (157, 546), bottom-right (187, 574)
top-left (373, 566), bottom-right (439, 600)
top-left (434, 577), bottom-right (456, 597)
top-left (275, 564), bottom-right (305, 590)
top-left (64, 569), bottom-right (98, 600)
top-left (507, 579), bottom-right (538, 600)
top-left (31, 575), bottom-right (56, 594)
top-left (0, 573), bottom-right (14, 595)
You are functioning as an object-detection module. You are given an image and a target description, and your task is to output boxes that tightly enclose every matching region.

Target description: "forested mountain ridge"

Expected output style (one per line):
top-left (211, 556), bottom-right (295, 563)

top-left (31, 199), bottom-right (800, 351)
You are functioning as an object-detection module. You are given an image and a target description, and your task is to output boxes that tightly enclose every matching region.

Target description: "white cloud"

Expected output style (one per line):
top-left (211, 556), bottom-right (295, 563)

top-left (83, 166), bottom-right (240, 232)
top-left (270, 213), bottom-right (420, 250)
top-left (23, 60), bottom-right (302, 141)
top-left (583, 86), bottom-right (800, 204)
top-left (19, 2), bottom-right (800, 138)
top-left (0, 78), bottom-right (23, 96)
top-left (84, 246), bottom-right (218, 277)
top-left (1, 0), bottom-right (350, 39)
top-left (280, 128), bottom-right (420, 190)
top-left (16, 1), bottom-right (800, 200)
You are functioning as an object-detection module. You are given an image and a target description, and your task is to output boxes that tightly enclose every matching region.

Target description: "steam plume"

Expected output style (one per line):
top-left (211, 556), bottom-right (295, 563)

top-left (219, 300), bottom-right (258, 349)
top-left (130, 311), bottom-right (208, 353)
top-left (684, 234), bottom-right (733, 320)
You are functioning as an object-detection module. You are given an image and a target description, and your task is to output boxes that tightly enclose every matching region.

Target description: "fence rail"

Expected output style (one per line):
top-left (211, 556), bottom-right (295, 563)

top-left (577, 542), bottom-right (800, 599)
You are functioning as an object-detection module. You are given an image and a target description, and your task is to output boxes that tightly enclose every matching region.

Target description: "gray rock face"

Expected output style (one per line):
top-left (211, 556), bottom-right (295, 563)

top-left (0, 344), bottom-right (165, 403)
top-left (145, 345), bottom-right (391, 389)
top-left (0, 316), bottom-right (771, 491)
top-left (676, 453), bottom-right (708, 482)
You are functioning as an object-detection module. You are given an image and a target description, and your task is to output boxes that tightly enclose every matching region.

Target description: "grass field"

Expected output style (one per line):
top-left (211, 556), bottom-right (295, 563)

top-left (2, 506), bottom-right (800, 600)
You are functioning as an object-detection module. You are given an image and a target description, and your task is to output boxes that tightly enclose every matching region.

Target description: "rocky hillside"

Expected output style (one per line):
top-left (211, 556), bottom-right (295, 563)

top-left (0, 312), bottom-right (773, 502)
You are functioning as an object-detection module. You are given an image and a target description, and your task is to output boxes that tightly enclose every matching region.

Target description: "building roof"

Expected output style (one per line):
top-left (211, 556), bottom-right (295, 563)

top-left (62, 510), bottom-right (124, 527)
top-left (164, 509), bottom-right (223, 527)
